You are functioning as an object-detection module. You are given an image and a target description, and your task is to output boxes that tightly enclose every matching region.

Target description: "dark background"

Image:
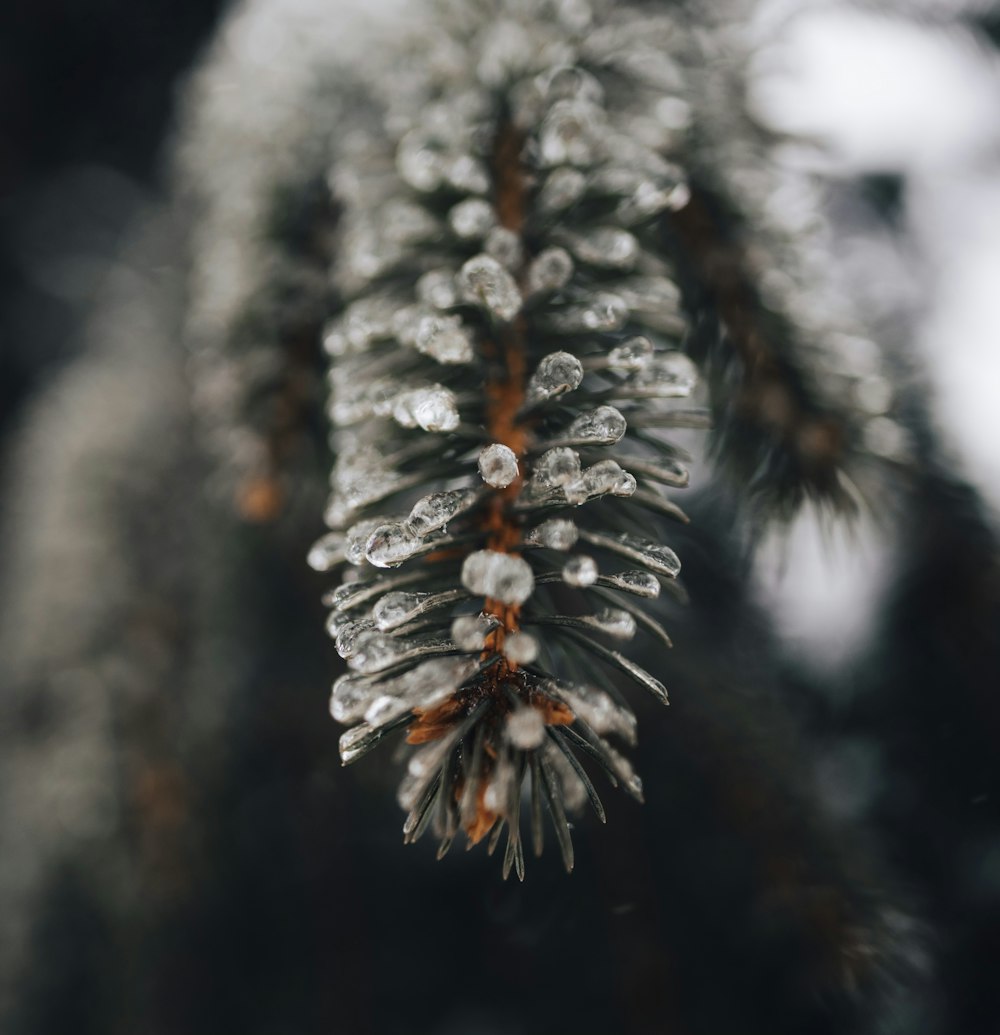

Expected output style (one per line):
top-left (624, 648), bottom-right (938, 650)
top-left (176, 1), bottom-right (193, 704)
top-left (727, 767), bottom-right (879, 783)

top-left (2, 4), bottom-right (1000, 1035)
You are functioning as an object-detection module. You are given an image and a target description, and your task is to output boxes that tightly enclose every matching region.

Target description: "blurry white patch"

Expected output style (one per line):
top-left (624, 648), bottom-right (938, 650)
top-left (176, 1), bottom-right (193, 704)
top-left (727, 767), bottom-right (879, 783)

top-left (749, 6), bottom-right (1000, 170)
top-left (747, 3), bottom-right (1000, 622)
top-left (753, 502), bottom-right (895, 675)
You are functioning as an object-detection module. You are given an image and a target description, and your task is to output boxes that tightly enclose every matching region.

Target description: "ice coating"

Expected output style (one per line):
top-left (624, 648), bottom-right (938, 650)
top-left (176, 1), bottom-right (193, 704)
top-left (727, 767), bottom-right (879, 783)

top-left (504, 632), bottom-right (539, 665)
top-left (365, 521), bottom-right (425, 568)
top-left (413, 314), bottom-right (474, 364)
top-left (407, 489), bottom-right (480, 537)
top-left (565, 405), bottom-right (627, 445)
top-left (391, 385), bottom-right (460, 432)
top-left (506, 707), bottom-right (546, 749)
top-left (526, 351), bottom-right (584, 405)
top-left (533, 447), bottom-right (582, 489)
top-left (457, 254), bottom-right (523, 321)
top-left (524, 518), bottom-right (579, 551)
top-left (478, 443), bottom-right (519, 488)
top-left (563, 555), bottom-right (598, 586)
top-left (451, 613), bottom-right (495, 651)
top-left (461, 551), bottom-right (535, 606)
top-left (449, 198), bottom-right (496, 240)
top-left (608, 336), bottom-right (654, 372)
top-left (526, 247), bottom-right (574, 295)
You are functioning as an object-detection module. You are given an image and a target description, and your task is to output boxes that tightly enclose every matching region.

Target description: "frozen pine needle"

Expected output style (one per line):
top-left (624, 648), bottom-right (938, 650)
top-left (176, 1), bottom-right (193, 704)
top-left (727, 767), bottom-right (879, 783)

top-left (315, 0), bottom-right (702, 876)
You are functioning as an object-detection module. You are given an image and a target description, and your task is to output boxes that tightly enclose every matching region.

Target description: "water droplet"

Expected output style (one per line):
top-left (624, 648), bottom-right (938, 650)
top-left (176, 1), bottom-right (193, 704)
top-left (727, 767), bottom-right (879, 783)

top-left (457, 254), bottom-right (523, 322)
top-left (330, 673), bottom-right (381, 723)
top-left (416, 269), bottom-right (460, 310)
top-left (407, 488), bottom-right (479, 537)
top-left (335, 618), bottom-right (377, 659)
top-left (603, 570), bottom-right (660, 598)
top-left (345, 519), bottom-right (386, 565)
top-left (564, 459), bottom-right (634, 504)
top-left (526, 351), bottom-right (584, 405)
top-left (539, 100), bottom-right (602, 167)
top-left (484, 227), bottom-right (523, 270)
top-left (565, 405), bottom-right (627, 444)
top-left (365, 521), bottom-right (424, 568)
top-left (580, 607), bottom-right (637, 640)
top-left (374, 591), bottom-right (431, 631)
top-left (414, 314), bottom-right (474, 364)
top-left (348, 631), bottom-right (407, 674)
top-left (565, 227), bottom-right (639, 271)
top-left (624, 353), bottom-right (697, 398)
top-left (461, 550), bottom-right (535, 605)
top-left (608, 336), bottom-right (654, 373)
top-left (546, 293), bottom-right (628, 333)
top-left (478, 443), bottom-right (519, 488)
top-left (526, 247), bottom-right (574, 296)
top-left (533, 447), bottom-right (582, 488)
top-left (451, 614), bottom-right (493, 651)
top-left (524, 518), bottom-right (578, 551)
top-left (537, 167), bottom-right (587, 213)
top-left (505, 632), bottom-right (539, 664)
top-left (448, 198), bottom-right (495, 240)
top-left (392, 385), bottom-right (460, 432)
top-left (563, 555), bottom-right (598, 586)
top-left (537, 64), bottom-right (604, 106)
top-left (307, 532), bottom-right (345, 572)
top-left (507, 707), bottom-right (546, 749)
top-left (580, 530), bottom-right (681, 578)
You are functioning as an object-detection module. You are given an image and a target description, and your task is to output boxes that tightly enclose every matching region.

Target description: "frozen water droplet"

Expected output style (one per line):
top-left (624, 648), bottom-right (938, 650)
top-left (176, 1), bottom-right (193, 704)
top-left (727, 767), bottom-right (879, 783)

top-left (532, 447), bottom-right (581, 489)
top-left (505, 632), bottom-right (539, 665)
top-left (416, 269), bottom-right (460, 310)
top-left (540, 101), bottom-right (602, 167)
top-left (348, 631), bottom-right (406, 674)
top-left (461, 550), bottom-right (535, 605)
top-left (564, 459), bottom-right (634, 504)
top-left (448, 198), bottom-right (495, 240)
top-left (451, 613), bottom-right (493, 651)
top-left (374, 592), bottom-right (430, 631)
top-left (330, 673), bottom-right (381, 723)
top-left (392, 385), bottom-right (460, 432)
top-left (526, 247), bottom-right (574, 295)
top-left (546, 293), bottom-right (628, 333)
top-left (608, 336), bottom-right (654, 373)
top-left (524, 518), bottom-right (578, 551)
top-left (445, 154), bottom-right (490, 195)
top-left (397, 130), bottom-right (446, 192)
top-left (563, 555), bottom-right (598, 586)
top-left (625, 353), bottom-right (697, 398)
top-left (407, 488), bottom-right (479, 537)
top-left (581, 607), bottom-right (637, 640)
top-left (335, 618), bottom-right (377, 659)
top-left (581, 530), bottom-right (681, 578)
top-left (477, 19), bottom-right (534, 86)
top-left (484, 227), bottom-right (523, 270)
top-left (344, 519), bottom-right (385, 566)
top-left (537, 65), bottom-right (604, 106)
top-left (604, 570), bottom-right (660, 598)
top-left (414, 314), bottom-right (474, 364)
top-left (537, 167), bottom-right (587, 213)
top-left (526, 351), bottom-right (584, 405)
top-left (549, 681), bottom-right (636, 742)
top-left (364, 694), bottom-right (410, 729)
top-left (365, 521), bottom-right (423, 568)
top-left (478, 443), bottom-right (519, 488)
top-left (307, 532), bottom-right (345, 572)
top-left (565, 405), bottom-right (627, 444)
top-left (457, 255), bottom-right (522, 322)
top-left (339, 723), bottom-right (380, 765)
top-left (565, 227), bottom-right (639, 270)
top-left (507, 707), bottom-right (546, 749)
